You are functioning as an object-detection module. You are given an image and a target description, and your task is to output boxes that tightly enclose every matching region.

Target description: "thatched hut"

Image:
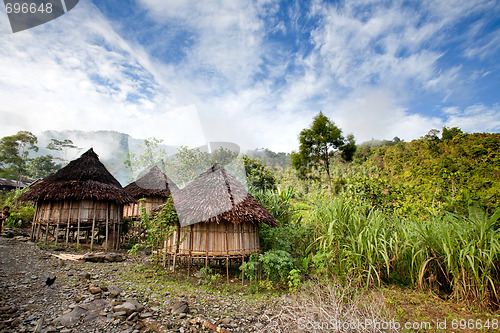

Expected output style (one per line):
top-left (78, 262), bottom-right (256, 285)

top-left (123, 166), bottom-right (179, 220)
top-left (167, 163), bottom-right (277, 269)
top-left (19, 148), bottom-right (135, 250)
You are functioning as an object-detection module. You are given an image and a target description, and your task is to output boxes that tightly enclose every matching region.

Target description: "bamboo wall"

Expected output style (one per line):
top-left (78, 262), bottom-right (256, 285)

top-left (165, 221), bottom-right (260, 257)
top-left (123, 197), bottom-right (166, 219)
top-left (34, 200), bottom-right (123, 226)
top-left (31, 199), bottom-right (123, 249)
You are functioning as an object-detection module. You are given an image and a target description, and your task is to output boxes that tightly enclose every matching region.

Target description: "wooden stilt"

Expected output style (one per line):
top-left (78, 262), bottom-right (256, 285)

top-left (36, 220), bottom-right (41, 242)
top-left (66, 201), bottom-right (72, 245)
top-left (45, 202), bottom-right (52, 244)
top-left (90, 203), bottom-right (96, 251)
top-left (226, 257), bottom-right (229, 283)
top-left (241, 256), bottom-right (245, 286)
top-left (205, 224), bottom-right (209, 267)
top-left (77, 206), bottom-right (81, 248)
top-left (55, 202), bottom-right (62, 244)
top-left (112, 220), bottom-right (116, 251)
top-left (172, 223), bottom-right (181, 272)
top-left (30, 203), bottom-right (38, 241)
top-left (116, 205), bottom-right (121, 250)
top-left (188, 225), bottom-right (193, 277)
top-left (105, 202), bottom-right (109, 251)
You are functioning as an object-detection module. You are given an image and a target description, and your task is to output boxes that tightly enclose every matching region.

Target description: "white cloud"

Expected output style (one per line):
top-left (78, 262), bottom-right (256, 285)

top-left (0, 0), bottom-right (498, 155)
top-left (333, 88), bottom-right (443, 142)
top-left (445, 104), bottom-right (500, 132)
top-left (0, 1), bottom-right (208, 147)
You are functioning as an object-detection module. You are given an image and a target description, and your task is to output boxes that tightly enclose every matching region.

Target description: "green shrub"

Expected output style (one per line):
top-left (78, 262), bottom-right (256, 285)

top-left (259, 249), bottom-right (295, 284)
top-left (240, 253), bottom-right (259, 281)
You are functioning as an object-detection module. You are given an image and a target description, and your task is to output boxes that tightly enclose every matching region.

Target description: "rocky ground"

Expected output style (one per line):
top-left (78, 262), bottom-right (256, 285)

top-left (0, 230), bottom-right (282, 333)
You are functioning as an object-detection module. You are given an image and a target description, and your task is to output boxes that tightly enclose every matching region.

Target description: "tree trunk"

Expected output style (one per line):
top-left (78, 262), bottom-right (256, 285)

top-left (323, 150), bottom-right (333, 200)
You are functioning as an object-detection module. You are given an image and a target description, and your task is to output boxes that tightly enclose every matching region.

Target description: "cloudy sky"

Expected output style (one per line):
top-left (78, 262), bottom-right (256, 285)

top-left (0, 0), bottom-right (499, 152)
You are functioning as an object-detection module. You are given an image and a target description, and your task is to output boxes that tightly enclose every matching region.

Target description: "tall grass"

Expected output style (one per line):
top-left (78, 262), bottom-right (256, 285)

top-left (304, 197), bottom-right (500, 308)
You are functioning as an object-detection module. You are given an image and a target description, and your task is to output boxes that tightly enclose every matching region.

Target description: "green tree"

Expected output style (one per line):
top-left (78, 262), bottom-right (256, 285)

top-left (0, 131), bottom-right (38, 182)
top-left (441, 126), bottom-right (463, 141)
top-left (291, 112), bottom-right (356, 198)
top-left (125, 138), bottom-right (168, 181)
top-left (27, 155), bottom-right (61, 178)
top-left (243, 155), bottom-right (276, 192)
top-left (46, 138), bottom-right (80, 164)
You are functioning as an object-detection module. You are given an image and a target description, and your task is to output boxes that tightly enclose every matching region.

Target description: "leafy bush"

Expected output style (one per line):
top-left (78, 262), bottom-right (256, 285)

top-left (288, 269), bottom-right (301, 292)
top-left (197, 266), bottom-right (222, 286)
top-left (240, 253), bottom-right (259, 281)
top-left (0, 188), bottom-right (35, 227)
top-left (259, 249), bottom-right (295, 284)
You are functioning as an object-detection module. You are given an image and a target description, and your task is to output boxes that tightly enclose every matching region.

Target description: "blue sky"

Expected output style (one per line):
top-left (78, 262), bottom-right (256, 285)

top-left (0, 0), bottom-right (499, 152)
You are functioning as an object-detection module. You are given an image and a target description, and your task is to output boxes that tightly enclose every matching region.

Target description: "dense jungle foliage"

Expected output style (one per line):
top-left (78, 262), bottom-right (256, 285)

top-left (250, 127), bottom-right (500, 309)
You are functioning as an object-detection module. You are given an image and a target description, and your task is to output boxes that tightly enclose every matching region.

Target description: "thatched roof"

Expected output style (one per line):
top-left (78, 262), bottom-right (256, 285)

top-left (172, 163), bottom-right (277, 227)
top-left (18, 148), bottom-right (135, 204)
top-left (124, 166), bottom-right (179, 199)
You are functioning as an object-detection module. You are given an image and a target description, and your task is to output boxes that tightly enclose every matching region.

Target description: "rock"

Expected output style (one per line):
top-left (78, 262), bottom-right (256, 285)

top-left (108, 285), bottom-right (121, 298)
top-left (113, 299), bottom-right (144, 315)
top-left (78, 272), bottom-right (91, 280)
top-left (179, 313), bottom-right (187, 319)
top-left (140, 312), bottom-right (152, 319)
top-left (112, 311), bottom-right (127, 319)
top-left (105, 253), bottom-right (124, 262)
top-left (127, 312), bottom-right (138, 321)
top-left (221, 317), bottom-right (231, 325)
top-left (82, 253), bottom-right (124, 263)
top-left (89, 285), bottom-right (102, 294)
top-left (3, 230), bottom-right (15, 238)
top-left (52, 306), bottom-right (87, 327)
top-left (83, 253), bottom-right (106, 263)
top-left (172, 301), bottom-right (188, 315)
top-left (45, 326), bottom-right (57, 333)
top-left (82, 299), bottom-right (111, 323)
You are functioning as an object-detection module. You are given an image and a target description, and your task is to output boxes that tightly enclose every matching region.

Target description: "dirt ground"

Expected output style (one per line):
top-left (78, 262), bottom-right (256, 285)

top-left (1, 230), bottom-right (499, 333)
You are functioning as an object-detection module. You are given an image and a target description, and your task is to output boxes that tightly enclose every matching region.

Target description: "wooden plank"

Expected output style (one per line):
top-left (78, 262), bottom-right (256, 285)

top-left (90, 203), bottom-right (96, 251)
top-left (66, 201), bottom-right (72, 245)
top-left (105, 202), bottom-right (109, 251)
top-left (55, 201), bottom-right (62, 244)
top-left (77, 205), bottom-right (81, 248)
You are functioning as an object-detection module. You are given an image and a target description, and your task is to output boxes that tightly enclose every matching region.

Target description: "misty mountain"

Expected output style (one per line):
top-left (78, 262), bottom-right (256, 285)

top-left (33, 130), bottom-right (178, 185)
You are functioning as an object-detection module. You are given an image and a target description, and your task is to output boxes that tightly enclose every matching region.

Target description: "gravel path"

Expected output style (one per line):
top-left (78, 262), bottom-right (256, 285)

top-left (0, 232), bottom-right (280, 333)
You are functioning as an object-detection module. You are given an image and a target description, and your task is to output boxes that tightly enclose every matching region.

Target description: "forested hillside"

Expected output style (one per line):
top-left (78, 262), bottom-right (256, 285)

top-left (350, 129), bottom-right (500, 216)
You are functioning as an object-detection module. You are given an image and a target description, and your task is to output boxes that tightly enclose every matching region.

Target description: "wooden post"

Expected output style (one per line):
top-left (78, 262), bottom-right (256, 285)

top-left (66, 201), bottom-right (72, 245)
top-left (105, 202), bottom-right (109, 251)
top-left (241, 256), bottom-right (245, 286)
top-left (116, 205), bottom-right (121, 250)
top-left (225, 223), bottom-right (230, 283)
top-left (45, 202), bottom-right (52, 244)
top-left (36, 220), bottom-right (41, 242)
top-left (239, 222), bottom-right (244, 254)
top-left (31, 203), bottom-right (38, 241)
top-left (90, 203), bottom-right (96, 251)
top-left (172, 222), bottom-right (181, 272)
top-left (55, 202), bottom-right (62, 244)
top-left (188, 225), bottom-right (193, 277)
top-left (205, 224), bottom-right (209, 268)
top-left (77, 205), bottom-right (81, 248)
top-left (112, 220), bottom-right (116, 251)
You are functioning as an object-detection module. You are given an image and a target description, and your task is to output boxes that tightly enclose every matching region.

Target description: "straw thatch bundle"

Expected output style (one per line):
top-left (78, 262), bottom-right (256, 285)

top-left (124, 166), bottom-right (179, 199)
top-left (19, 148), bottom-right (134, 204)
top-left (172, 163), bottom-right (277, 227)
